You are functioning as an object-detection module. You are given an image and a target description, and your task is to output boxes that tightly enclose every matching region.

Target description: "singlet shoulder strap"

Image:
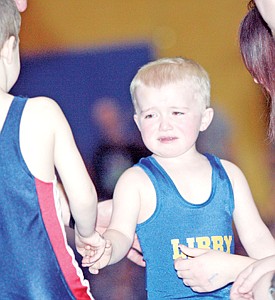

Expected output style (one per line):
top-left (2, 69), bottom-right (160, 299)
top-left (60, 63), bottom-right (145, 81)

top-left (204, 153), bottom-right (230, 181)
top-left (204, 153), bottom-right (234, 212)
top-left (135, 156), bottom-right (177, 208)
top-left (135, 156), bottom-right (168, 187)
top-left (2, 96), bottom-right (28, 140)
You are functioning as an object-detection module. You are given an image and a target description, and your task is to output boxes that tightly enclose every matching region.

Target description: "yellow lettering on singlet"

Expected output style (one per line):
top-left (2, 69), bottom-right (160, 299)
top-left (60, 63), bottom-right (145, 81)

top-left (211, 236), bottom-right (224, 251)
top-left (196, 236), bottom-right (211, 249)
top-left (171, 239), bottom-right (187, 259)
top-left (186, 237), bottom-right (195, 248)
top-left (171, 235), bottom-right (233, 260)
top-left (223, 235), bottom-right (232, 253)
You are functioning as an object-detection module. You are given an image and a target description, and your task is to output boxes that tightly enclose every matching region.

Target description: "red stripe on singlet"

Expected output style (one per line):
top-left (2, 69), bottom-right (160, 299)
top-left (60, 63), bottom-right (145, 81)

top-left (35, 178), bottom-right (93, 300)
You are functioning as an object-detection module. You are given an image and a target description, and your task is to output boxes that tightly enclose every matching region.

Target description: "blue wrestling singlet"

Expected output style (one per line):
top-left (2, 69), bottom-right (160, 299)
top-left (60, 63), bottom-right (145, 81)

top-left (0, 97), bottom-right (93, 299)
top-left (136, 155), bottom-right (235, 299)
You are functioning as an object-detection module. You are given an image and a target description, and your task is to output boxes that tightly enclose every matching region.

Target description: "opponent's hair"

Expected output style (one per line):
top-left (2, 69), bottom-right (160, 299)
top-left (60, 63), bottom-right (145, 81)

top-left (0, 0), bottom-right (21, 50)
top-left (130, 57), bottom-right (211, 112)
top-left (239, 1), bottom-right (275, 141)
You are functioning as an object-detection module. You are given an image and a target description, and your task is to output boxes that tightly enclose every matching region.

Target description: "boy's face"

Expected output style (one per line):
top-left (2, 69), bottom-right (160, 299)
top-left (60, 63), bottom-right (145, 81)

top-left (134, 82), bottom-right (211, 159)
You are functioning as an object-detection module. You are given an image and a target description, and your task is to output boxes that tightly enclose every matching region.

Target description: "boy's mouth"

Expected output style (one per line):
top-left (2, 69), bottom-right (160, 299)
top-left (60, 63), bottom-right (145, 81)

top-left (158, 136), bottom-right (177, 143)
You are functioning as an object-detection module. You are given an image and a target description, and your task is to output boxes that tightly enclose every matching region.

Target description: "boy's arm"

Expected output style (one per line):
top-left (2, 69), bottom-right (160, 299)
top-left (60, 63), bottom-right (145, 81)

top-left (51, 99), bottom-right (98, 238)
top-left (175, 245), bottom-right (255, 293)
top-left (174, 160), bottom-right (275, 293)
top-left (61, 195), bottom-right (146, 267)
top-left (43, 98), bottom-right (106, 259)
top-left (21, 96), bottom-right (105, 257)
top-left (22, 97), bottom-right (99, 239)
top-left (103, 167), bottom-right (142, 264)
top-left (88, 167), bottom-right (142, 271)
top-left (231, 255), bottom-right (275, 298)
top-left (223, 160), bottom-right (275, 259)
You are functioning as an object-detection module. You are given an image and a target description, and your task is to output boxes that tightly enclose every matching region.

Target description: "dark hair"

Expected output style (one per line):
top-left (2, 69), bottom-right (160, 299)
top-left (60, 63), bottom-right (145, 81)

top-left (239, 1), bottom-right (275, 141)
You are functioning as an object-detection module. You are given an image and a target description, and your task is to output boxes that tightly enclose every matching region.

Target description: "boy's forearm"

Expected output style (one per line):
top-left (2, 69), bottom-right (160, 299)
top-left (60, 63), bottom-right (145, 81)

top-left (58, 181), bottom-right (98, 235)
top-left (241, 226), bottom-right (275, 260)
top-left (57, 182), bottom-right (71, 226)
top-left (229, 254), bottom-right (256, 282)
top-left (71, 201), bottom-right (97, 237)
top-left (68, 186), bottom-right (98, 237)
top-left (103, 229), bottom-right (133, 265)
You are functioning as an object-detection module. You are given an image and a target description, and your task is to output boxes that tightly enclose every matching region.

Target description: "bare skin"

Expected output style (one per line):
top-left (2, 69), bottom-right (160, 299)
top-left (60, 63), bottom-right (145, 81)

top-left (14, 0), bottom-right (27, 12)
top-left (254, 0), bottom-right (275, 35)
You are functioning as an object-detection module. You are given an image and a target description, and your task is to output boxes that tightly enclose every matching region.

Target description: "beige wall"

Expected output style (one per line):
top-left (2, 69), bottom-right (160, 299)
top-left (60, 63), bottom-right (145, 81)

top-left (20, 0), bottom-right (274, 220)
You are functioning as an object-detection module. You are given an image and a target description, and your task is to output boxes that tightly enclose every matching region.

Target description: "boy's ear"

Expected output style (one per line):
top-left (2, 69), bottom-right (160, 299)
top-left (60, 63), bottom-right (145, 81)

top-left (0, 36), bottom-right (16, 64)
top-left (134, 114), bottom-right (141, 131)
top-left (200, 107), bottom-right (214, 132)
top-left (14, 0), bottom-right (28, 12)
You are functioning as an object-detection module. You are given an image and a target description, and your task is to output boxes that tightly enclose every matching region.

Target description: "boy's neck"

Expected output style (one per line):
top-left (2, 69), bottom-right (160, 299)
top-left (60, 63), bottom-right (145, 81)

top-left (152, 149), bottom-right (203, 166)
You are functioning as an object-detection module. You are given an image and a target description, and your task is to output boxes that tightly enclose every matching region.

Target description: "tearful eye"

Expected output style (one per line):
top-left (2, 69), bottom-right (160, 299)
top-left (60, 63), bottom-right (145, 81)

top-left (172, 112), bottom-right (184, 116)
top-left (144, 114), bottom-right (155, 119)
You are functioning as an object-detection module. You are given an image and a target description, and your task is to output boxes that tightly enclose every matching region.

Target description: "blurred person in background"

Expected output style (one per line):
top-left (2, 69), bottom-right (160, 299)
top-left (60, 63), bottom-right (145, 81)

top-left (90, 97), bottom-right (150, 200)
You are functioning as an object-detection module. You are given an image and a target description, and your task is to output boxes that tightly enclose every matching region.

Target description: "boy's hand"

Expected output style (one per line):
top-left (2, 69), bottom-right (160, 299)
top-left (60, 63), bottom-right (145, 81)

top-left (83, 240), bottom-right (112, 275)
top-left (230, 288), bottom-right (253, 300)
top-left (174, 245), bottom-right (233, 293)
top-left (74, 228), bottom-right (106, 264)
top-left (230, 256), bottom-right (275, 299)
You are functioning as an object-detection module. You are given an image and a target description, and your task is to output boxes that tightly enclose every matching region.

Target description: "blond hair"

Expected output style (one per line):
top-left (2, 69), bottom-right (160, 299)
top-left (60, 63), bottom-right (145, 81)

top-left (130, 57), bottom-right (211, 112)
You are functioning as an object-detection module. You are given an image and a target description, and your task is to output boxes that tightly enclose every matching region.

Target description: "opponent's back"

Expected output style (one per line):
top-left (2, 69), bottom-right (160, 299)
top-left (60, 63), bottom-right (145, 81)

top-left (0, 96), bottom-right (93, 299)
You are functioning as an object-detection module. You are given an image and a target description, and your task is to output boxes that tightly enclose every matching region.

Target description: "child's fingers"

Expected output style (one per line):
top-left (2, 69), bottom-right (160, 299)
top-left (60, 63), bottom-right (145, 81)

top-left (178, 244), bottom-right (207, 258)
top-left (82, 256), bottom-right (93, 267)
top-left (88, 260), bottom-right (104, 273)
top-left (84, 247), bottom-right (91, 257)
top-left (82, 239), bottom-right (112, 267)
top-left (89, 239), bottom-right (112, 262)
top-left (89, 266), bottom-right (99, 275)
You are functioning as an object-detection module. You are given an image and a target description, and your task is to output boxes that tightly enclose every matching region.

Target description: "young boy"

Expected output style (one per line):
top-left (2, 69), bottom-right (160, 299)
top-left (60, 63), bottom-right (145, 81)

top-left (87, 57), bottom-right (275, 299)
top-left (0, 0), bottom-right (105, 299)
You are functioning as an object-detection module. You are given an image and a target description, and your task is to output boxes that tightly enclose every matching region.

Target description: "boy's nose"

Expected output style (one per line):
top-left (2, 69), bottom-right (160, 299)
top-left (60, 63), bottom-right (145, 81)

top-left (159, 118), bottom-right (172, 131)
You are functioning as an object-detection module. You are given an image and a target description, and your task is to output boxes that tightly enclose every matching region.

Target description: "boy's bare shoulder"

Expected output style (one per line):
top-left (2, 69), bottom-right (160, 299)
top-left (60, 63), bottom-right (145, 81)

top-left (220, 159), bottom-right (242, 173)
top-left (220, 158), bottom-right (247, 184)
top-left (26, 96), bottom-right (61, 112)
top-left (19, 96), bottom-right (68, 136)
top-left (115, 164), bottom-right (155, 210)
top-left (24, 96), bottom-right (65, 123)
top-left (117, 164), bottom-right (150, 186)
